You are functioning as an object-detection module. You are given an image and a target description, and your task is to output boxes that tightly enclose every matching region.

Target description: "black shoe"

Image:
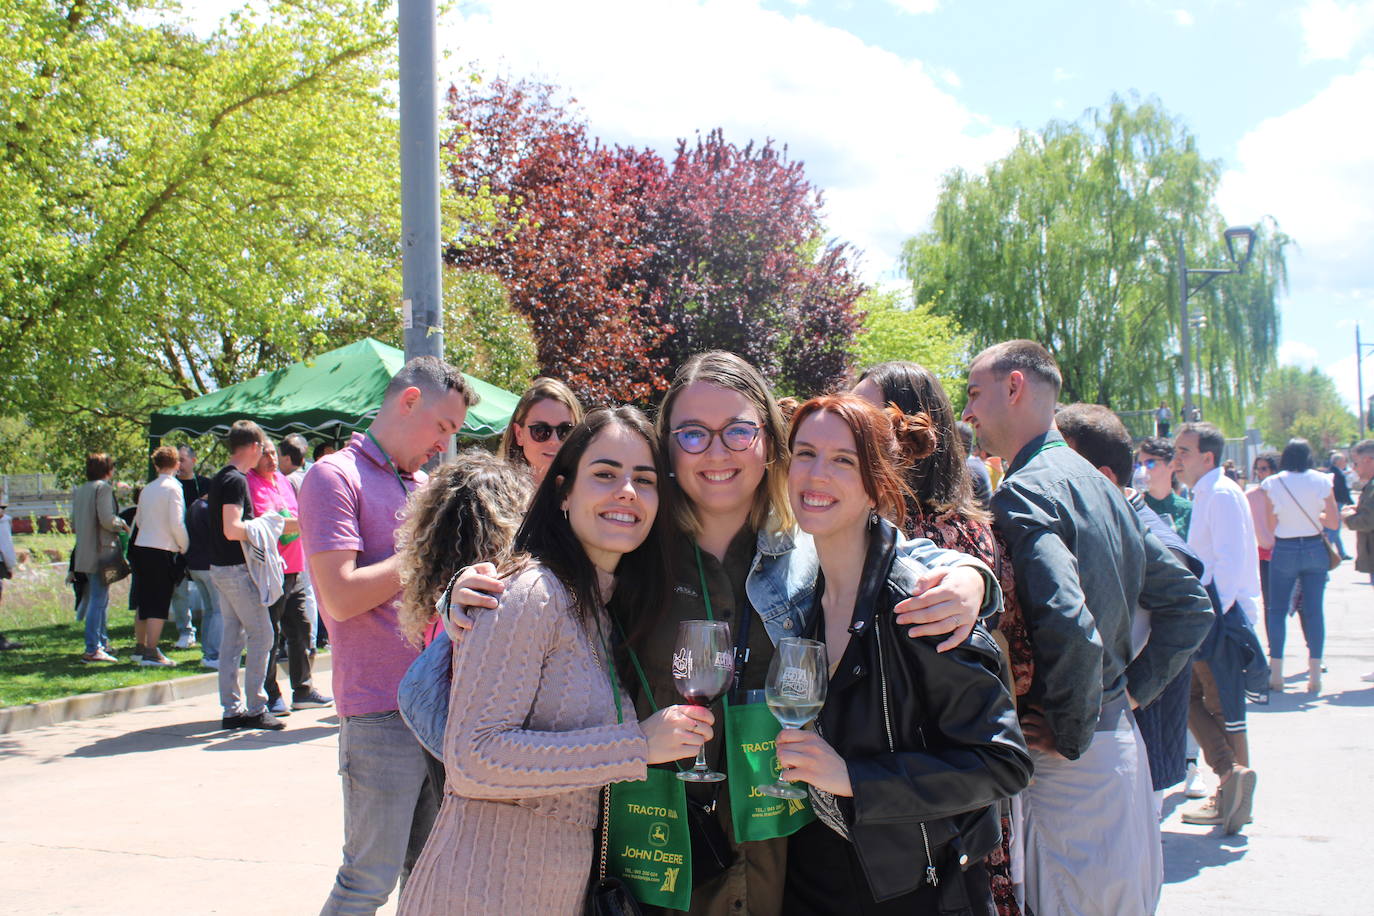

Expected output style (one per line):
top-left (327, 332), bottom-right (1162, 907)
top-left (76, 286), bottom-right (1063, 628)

top-left (240, 711), bottom-right (286, 730)
top-left (221, 714), bottom-right (248, 730)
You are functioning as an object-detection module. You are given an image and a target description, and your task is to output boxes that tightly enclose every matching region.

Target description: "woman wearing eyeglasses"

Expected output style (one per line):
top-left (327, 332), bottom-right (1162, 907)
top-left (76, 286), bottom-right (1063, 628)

top-left (497, 377), bottom-right (584, 484)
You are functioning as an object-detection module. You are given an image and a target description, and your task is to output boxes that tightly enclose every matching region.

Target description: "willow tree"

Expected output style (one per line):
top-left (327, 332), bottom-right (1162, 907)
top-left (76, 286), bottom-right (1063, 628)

top-left (904, 97), bottom-right (1288, 431)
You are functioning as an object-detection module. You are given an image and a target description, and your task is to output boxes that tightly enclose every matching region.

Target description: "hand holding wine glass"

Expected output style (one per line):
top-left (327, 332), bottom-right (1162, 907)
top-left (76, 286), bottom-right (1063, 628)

top-left (760, 637), bottom-right (828, 799)
top-left (672, 620), bottom-right (734, 782)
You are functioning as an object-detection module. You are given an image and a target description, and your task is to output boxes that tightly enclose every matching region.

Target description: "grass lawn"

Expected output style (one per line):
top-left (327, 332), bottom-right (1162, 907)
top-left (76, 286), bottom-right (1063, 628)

top-left (0, 620), bottom-right (211, 707)
top-left (11, 530), bottom-right (76, 566)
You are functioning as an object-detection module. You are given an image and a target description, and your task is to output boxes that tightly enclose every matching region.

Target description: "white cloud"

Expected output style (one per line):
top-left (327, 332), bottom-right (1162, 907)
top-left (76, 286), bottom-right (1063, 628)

top-left (1279, 340), bottom-right (1321, 367)
top-left (443, 0), bottom-right (1014, 278)
top-left (1300, 0), bottom-right (1374, 61)
top-left (1052, 67), bottom-right (1076, 82)
top-left (1172, 9), bottom-right (1195, 27)
top-left (886, 0), bottom-right (940, 13)
top-left (1325, 353), bottom-right (1364, 412)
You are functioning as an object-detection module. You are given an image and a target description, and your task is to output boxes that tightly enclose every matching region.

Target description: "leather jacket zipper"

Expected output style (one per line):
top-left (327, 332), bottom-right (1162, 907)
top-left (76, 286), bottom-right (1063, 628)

top-left (874, 611), bottom-right (938, 888)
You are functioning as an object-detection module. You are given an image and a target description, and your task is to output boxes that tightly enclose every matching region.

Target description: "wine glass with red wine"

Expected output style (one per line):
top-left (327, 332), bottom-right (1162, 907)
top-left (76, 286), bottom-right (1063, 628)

top-left (672, 619), bottom-right (734, 782)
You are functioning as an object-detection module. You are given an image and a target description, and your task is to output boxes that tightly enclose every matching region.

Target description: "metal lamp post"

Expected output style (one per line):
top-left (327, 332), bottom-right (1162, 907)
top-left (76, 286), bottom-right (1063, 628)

top-left (1357, 324), bottom-right (1374, 435)
top-left (399, 0), bottom-right (443, 363)
top-left (1178, 225), bottom-right (1257, 419)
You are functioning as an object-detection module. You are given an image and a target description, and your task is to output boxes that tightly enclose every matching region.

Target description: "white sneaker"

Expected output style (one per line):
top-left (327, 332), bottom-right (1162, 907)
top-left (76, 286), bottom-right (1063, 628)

top-left (200, 658), bottom-right (220, 670)
top-left (1184, 761), bottom-right (1208, 799)
top-left (175, 633), bottom-right (196, 650)
top-left (1361, 671), bottom-right (1374, 683)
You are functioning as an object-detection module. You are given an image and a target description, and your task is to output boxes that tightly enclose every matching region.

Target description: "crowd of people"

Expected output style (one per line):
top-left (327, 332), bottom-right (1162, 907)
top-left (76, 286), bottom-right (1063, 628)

top-left (48, 342), bottom-right (1372, 916)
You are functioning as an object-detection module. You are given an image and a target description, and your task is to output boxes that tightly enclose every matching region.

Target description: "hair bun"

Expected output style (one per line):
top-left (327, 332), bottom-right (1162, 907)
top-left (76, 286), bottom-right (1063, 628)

top-left (887, 406), bottom-right (936, 462)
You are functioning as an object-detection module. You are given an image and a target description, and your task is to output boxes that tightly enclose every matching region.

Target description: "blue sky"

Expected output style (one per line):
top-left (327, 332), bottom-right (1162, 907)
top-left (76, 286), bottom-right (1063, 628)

top-left (195, 1), bottom-right (1374, 414)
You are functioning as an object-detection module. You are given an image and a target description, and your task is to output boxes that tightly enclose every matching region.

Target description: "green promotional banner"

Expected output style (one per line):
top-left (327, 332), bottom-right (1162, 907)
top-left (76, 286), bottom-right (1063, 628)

top-left (607, 768), bottom-right (693, 911)
top-left (723, 700), bottom-right (816, 842)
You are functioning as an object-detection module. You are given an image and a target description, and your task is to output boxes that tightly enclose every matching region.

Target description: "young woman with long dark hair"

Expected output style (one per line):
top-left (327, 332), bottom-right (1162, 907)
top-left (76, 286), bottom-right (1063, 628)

top-left (398, 408), bottom-right (712, 915)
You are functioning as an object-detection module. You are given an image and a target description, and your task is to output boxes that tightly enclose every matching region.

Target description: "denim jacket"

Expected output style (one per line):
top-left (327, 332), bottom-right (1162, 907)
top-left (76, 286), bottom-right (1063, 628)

top-left (746, 523), bottom-right (1003, 647)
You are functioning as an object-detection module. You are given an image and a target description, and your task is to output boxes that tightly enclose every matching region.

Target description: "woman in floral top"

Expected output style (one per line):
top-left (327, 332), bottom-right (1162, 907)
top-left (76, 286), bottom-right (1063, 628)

top-left (853, 361), bottom-right (1032, 916)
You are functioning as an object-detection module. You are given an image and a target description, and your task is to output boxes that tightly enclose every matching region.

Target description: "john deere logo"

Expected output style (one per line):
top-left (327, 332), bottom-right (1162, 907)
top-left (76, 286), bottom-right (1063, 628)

top-left (649, 822), bottom-right (669, 848)
top-left (770, 756), bottom-right (784, 777)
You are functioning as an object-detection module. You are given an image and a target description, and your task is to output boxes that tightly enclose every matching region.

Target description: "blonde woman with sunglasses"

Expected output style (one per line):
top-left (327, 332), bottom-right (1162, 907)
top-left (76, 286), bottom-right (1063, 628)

top-left (497, 377), bottom-right (585, 485)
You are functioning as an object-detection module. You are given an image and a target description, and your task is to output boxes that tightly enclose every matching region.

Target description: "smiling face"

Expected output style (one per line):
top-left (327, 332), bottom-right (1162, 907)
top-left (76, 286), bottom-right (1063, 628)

top-left (788, 410), bottom-right (873, 541)
top-left (667, 381), bottom-right (768, 527)
top-left (515, 397), bottom-right (575, 482)
top-left (561, 423), bottom-right (660, 572)
top-left (393, 387), bottom-right (469, 473)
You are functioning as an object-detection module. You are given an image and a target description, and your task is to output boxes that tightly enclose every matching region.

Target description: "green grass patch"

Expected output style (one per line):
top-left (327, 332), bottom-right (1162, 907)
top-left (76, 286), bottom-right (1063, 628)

top-left (0, 620), bottom-right (211, 707)
top-left (12, 530), bottom-right (76, 564)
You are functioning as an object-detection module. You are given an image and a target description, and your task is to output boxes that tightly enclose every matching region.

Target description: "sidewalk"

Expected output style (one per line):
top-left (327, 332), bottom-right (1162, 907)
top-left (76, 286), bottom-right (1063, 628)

top-left (1, 565), bottom-right (1369, 915)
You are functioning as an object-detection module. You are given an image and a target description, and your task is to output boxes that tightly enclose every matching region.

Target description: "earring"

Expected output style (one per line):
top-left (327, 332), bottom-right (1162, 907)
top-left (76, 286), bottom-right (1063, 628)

top-left (563, 508), bottom-right (569, 521)
top-left (869, 509), bottom-right (878, 527)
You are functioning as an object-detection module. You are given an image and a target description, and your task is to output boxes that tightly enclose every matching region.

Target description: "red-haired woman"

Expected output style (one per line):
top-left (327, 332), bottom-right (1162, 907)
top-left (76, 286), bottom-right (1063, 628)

top-left (776, 395), bottom-right (1031, 915)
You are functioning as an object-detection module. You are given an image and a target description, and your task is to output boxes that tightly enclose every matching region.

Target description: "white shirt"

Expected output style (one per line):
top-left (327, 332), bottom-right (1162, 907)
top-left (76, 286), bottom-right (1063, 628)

top-left (133, 473), bottom-right (189, 554)
top-left (0, 513), bottom-right (17, 569)
top-left (1261, 470), bottom-right (1332, 539)
top-left (1187, 467), bottom-right (1262, 624)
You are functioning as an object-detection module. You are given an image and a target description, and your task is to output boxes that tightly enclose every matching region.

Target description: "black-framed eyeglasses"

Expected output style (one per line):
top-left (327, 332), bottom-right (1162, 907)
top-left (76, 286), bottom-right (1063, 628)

top-left (670, 421), bottom-right (762, 455)
top-left (525, 421), bottom-right (574, 443)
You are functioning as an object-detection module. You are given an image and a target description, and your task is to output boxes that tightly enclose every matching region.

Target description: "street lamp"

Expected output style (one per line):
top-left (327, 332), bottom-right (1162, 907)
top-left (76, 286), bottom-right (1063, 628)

top-left (1357, 324), bottom-right (1374, 434)
top-left (1178, 225), bottom-right (1257, 419)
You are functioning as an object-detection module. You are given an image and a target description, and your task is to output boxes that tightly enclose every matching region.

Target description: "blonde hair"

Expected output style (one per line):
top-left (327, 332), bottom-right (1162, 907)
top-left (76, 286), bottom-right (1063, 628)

top-left (395, 450), bottom-right (534, 648)
top-left (496, 377), bottom-right (585, 468)
top-left (654, 351), bottom-right (794, 538)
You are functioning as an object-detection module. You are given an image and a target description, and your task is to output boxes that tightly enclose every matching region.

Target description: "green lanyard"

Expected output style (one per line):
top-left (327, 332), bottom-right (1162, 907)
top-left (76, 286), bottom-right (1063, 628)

top-left (364, 429), bottom-right (409, 495)
top-left (692, 543), bottom-right (752, 703)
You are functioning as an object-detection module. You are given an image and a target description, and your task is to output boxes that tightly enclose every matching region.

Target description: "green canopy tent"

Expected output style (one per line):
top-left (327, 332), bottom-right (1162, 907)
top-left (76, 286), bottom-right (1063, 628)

top-left (148, 337), bottom-right (519, 447)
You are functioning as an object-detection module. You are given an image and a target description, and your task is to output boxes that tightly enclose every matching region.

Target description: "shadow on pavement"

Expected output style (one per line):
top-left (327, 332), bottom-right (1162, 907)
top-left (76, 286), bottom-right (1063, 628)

top-left (1323, 687), bottom-right (1374, 707)
top-left (1162, 830), bottom-right (1248, 883)
top-left (69, 720), bottom-right (337, 757)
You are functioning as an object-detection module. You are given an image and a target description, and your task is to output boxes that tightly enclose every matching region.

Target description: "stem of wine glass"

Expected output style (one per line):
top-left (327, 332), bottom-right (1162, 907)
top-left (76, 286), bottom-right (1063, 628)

top-left (693, 746), bottom-right (709, 773)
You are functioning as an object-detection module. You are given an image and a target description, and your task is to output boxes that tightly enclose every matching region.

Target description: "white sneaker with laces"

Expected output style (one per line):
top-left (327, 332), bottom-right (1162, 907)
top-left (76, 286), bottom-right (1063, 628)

top-left (175, 633), bottom-right (196, 650)
top-left (1184, 761), bottom-right (1208, 799)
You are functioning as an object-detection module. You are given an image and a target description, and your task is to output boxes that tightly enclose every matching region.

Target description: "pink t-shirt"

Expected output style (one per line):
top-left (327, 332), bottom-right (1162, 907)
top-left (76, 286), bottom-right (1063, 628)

top-left (298, 432), bottom-right (427, 717)
top-left (246, 469), bottom-right (304, 574)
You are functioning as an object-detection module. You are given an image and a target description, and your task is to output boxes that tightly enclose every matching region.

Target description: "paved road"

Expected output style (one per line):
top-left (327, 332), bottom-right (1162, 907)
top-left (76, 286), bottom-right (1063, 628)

top-left (2, 564), bottom-right (1370, 915)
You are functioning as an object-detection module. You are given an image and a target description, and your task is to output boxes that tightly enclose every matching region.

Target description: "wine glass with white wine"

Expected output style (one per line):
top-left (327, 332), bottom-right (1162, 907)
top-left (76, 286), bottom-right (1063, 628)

top-left (759, 637), bottom-right (828, 799)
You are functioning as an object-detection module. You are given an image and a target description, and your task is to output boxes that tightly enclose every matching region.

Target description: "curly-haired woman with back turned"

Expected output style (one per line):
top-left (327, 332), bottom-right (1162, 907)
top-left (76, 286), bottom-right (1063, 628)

top-left (852, 361), bottom-right (1032, 916)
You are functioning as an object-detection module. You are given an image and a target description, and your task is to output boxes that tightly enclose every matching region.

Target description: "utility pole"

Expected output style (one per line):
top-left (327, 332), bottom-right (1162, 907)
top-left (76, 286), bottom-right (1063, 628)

top-left (398, 0), bottom-right (443, 363)
top-left (1176, 226), bottom-right (1256, 420)
top-left (1178, 236), bottom-right (1193, 418)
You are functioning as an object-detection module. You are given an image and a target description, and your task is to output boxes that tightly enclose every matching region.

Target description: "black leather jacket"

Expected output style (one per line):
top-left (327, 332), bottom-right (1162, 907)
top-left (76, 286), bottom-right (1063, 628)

top-left (810, 519), bottom-right (1033, 902)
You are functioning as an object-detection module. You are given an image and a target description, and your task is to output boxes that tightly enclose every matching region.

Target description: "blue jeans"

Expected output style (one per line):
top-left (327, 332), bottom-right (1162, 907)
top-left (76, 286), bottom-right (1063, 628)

top-left (170, 575), bottom-right (202, 640)
top-left (78, 574), bottom-right (111, 654)
top-left (321, 710), bottom-right (439, 915)
top-left (1324, 525), bottom-right (1350, 559)
top-left (189, 569), bottom-right (222, 662)
top-left (1266, 536), bottom-right (1328, 660)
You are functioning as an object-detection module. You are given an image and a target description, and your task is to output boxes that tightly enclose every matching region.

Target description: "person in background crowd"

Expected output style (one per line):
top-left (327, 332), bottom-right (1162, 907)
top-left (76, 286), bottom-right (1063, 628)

top-left (1341, 440), bottom-right (1374, 679)
top-left (777, 395), bottom-right (1032, 916)
top-left (248, 439), bottom-right (331, 715)
top-left (853, 360), bottom-right (1030, 916)
top-left (185, 491), bottom-right (221, 669)
top-left (301, 357), bottom-right (476, 914)
top-left (1136, 437), bottom-right (1191, 539)
top-left (314, 442), bottom-right (337, 462)
top-left (1246, 454), bottom-right (1280, 623)
top-left (1172, 423), bottom-right (1264, 834)
top-left (398, 408), bottom-right (712, 916)
top-left (1260, 438), bottom-right (1339, 694)
top-left (208, 421), bottom-right (285, 731)
top-left (171, 445), bottom-right (211, 648)
top-left (1056, 404), bottom-right (1206, 820)
top-left (963, 341), bottom-right (1212, 915)
top-left (0, 500), bottom-right (22, 650)
top-left (1326, 451), bottom-right (1354, 561)
top-left (278, 434), bottom-right (322, 654)
top-left (1222, 459), bottom-right (1241, 485)
top-left (959, 421), bottom-right (994, 507)
top-left (496, 376), bottom-right (584, 486)
top-left (1155, 401), bottom-right (1172, 438)
top-left (72, 453), bottom-right (129, 663)
top-left (129, 446), bottom-right (188, 667)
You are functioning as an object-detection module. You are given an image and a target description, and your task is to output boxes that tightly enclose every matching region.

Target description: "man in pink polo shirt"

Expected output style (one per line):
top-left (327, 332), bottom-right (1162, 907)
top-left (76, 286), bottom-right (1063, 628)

top-left (300, 357), bottom-right (475, 916)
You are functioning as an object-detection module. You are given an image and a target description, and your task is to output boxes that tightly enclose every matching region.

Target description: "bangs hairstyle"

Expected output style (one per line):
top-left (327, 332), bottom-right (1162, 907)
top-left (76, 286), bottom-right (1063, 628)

top-left (518, 407), bottom-right (674, 650)
top-left (395, 450), bottom-right (533, 648)
top-left (857, 361), bottom-right (988, 524)
top-left (654, 351), bottom-right (793, 537)
top-left (497, 377), bottom-right (585, 468)
top-left (788, 394), bottom-right (935, 529)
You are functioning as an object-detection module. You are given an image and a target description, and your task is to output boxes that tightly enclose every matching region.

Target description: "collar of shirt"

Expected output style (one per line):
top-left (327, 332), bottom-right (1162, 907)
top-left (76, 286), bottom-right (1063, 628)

top-left (353, 431), bottom-right (416, 483)
top-left (1192, 466), bottom-right (1222, 499)
top-left (1006, 428), bottom-right (1062, 478)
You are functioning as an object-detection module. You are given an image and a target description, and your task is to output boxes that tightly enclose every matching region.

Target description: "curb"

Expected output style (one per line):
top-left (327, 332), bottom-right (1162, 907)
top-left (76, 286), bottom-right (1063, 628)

top-left (0, 653), bottom-right (332, 735)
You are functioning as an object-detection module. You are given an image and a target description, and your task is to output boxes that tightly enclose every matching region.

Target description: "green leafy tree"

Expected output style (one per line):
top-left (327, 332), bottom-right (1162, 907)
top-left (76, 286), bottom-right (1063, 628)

top-left (904, 97), bottom-right (1289, 431)
top-left (443, 269), bottom-right (540, 394)
top-left (1258, 366), bottom-right (1357, 451)
top-left (851, 288), bottom-right (971, 400)
top-left (1, 0), bottom-right (495, 470)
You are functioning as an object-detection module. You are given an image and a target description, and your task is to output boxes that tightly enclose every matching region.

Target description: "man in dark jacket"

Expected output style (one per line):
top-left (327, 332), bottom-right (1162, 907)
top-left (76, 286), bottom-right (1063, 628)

top-left (1344, 440), bottom-right (1374, 680)
top-left (962, 342), bottom-right (1213, 916)
top-left (1328, 451), bottom-right (1354, 560)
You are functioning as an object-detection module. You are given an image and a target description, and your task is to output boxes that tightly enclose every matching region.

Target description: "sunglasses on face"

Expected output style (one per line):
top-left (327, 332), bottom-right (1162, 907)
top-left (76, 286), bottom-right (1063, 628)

top-left (525, 421), bottom-right (574, 443)
top-left (1139, 458), bottom-right (1166, 469)
top-left (671, 420), bottom-right (763, 455)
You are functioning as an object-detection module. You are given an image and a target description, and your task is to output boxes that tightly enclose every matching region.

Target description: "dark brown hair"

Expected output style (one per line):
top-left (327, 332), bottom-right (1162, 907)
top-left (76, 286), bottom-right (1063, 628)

top-left (788, 394), bottom-right (934, 529)
top-left (497, 377), bottom-right (585, 469)
top-left (1056, 403), bottom-right (1133, 485)
top-left (85, 453), bottom-right (114, 481)
top-left (973, 339), bottom-right (1062, 396)
top-left (226, 419), bottom-right (265, 452)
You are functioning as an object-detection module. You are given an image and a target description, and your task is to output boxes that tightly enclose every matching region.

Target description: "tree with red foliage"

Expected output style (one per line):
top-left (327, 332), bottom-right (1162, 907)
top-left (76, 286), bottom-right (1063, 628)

top-left (443, 80), bottom-right (865, 402)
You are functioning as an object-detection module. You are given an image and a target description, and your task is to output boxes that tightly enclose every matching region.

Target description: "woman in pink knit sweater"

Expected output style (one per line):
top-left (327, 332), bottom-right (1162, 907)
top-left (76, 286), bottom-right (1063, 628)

top-left (398, 407), bottom-right (714, 915)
